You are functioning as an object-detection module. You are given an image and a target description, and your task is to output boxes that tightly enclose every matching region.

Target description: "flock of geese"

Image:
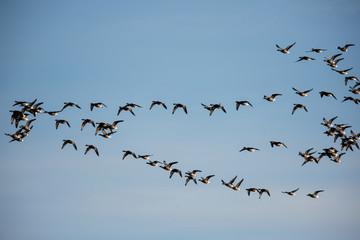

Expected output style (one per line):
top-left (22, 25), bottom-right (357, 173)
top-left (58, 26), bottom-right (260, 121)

top-left (6, 43), bottom-right (359, 199)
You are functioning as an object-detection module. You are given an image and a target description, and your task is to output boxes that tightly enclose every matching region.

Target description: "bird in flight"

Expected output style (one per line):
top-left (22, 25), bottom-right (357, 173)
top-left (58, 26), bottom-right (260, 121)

top-left (276, 42), bottom-right (296, 54)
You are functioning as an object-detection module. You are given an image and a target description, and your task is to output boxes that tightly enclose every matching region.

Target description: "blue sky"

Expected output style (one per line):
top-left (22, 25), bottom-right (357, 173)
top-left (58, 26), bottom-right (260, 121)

top-left (1, 0), bottom-right (360, 239)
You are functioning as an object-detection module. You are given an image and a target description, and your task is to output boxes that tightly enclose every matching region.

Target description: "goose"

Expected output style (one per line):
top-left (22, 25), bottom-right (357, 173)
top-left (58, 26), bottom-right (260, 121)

top-left (5, 133), bottom-right (24, 143)
top-left (55, 119), bottom-right (71, 129)
top-left (150, 101), bottom-right (167, 110)
top-left (292, 104), bottom-right (308, 115)
top-left (24, 102), bottom-right (44, 116)
top-left (324, 53), bottom-right (342, 64)
top-left (221, 176), bottom-right (237, 189)
top-left (185, 175), bottom-right (197, 186)
top-left (125, 103), bottom-right (142, 108)
top-left (337, 44), bottom-right (355, 52)
top-left (95, 122), bottom-right (109, 135)
top-left (345, 76), bottom-right (359, 86)
top-left (350, 130), bottom-right (360, 140)
top-left (172, 103), bottom-right (188, 114)
top-left (209, 103), bottom-right (226, 116)
top-left (332, 67), bottom-right (353, 75)
top-left (122, 150), bottom-right (137, 160)
top-left (306, 48), bottom-right (327, 53)
top-left (282, 188), bottom-right (299, 196)
top-left (98, 131), bottom-right (116, 138)
top-left (13, 101), bottom-right (31, 107)
top-left (117, 106), bottom-right (135, 116)
top-left (301, 155), bottom-right (318, 166)
top-left (319, 91), bottom-right (337, 100)
top-left (327, 58), bottom-right (344, 68)
top-left (246, 188), bottom-right (258, 196)
top-left (342, 96), bottom-right (360, 104)
top-left (62, 139), bottom-right (77, 150)
top-left (349, 87), bottom-right (360, 95)
top-left (321, 116), bottom-right (338, 128)
top-left (299, 148), bottom-right (316, 158)
top-left (159, 161), bottom-right (178, 171)
top-left (90, 102), bottom-right (107, 111)
top-left (169, 169), bottom-right (182, 178)
top-left (19, 119), bottom-right (36, 131)
top-left (107, 120), bottom-right (124, 131)
top-left (270, 141), bottom-right (287, 148)
top-left (146, 160), bottom-right (161, 166)
top-left (10, 109), bottom-right (28, 127)
top-left (276, 42), bottom-right (296, 54)
top-left (239, 147), bottom-right (259, 152)
top-left (201, 103), bottom-right (212, 112)
top-left (81, 119), bottom-right (95, 130)
top-left (199, 175), bottom-right (215, 184)
top-left (307, 190), bottom-right (324, 198)
top-left (330, 153), bottom-right (345, 163)
top-left (137, 154), bottom-right (153, 160)
top-left (84, 145), bottom-right (99, 156)
top-left (295, 56), bottom-right (315, 62)
top-left (236, 101), bottom-right (253, 110)
top-left (44, 110), bottom-right (62, 116)
top-left (258, 189), bottom-right (270, 199)
top-left (232, 178), bottom-right (244, 191)
top-left (61, 102), bottom-right (81, 111)
top-left (185, 170), bottom-right (202, 178)
top-left (292, 87), bottom-right (313, 96)
top-left (264, 93), bottom-right (282, 102)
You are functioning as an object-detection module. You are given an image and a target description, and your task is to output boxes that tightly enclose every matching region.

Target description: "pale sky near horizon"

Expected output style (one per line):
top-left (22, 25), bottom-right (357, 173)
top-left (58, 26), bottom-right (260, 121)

top-left (1, 1), bottom-right (360, 239)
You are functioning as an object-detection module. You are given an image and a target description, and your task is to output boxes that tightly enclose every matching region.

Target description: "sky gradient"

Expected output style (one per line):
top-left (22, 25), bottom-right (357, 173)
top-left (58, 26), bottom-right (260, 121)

top-left (1, 1), bottom-right (360, 239)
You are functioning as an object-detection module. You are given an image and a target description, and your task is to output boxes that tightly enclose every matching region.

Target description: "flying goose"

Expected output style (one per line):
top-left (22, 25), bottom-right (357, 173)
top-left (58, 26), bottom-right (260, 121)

top-left (298, 147), bottom-right (316, 158)
top-left (84, 145), bottom-right (99, 156)
top-left (236, 101), bottom-right (253, 110)
top-left (307, 190), bottom-right (324, 198)
top-left (169, 169), bottom-right (182, 178)
top-left (337, 44), bottom-right (355, 52)
top-left (209, 103), bottom-right (226, 116)
top-left (330, 153), bottom-right (345, 163)
top-left (172, 103), bottom-right (188, 114)
top-left (150, 101), bottom-right (167, 110)
top-left (319, 91), bottom-right (337, 100)
top-left (19, 119), bottom-right (36, 131)
top-left (270, 141), bottom-right (287, 148)
top-left (327, 57), bottom-right (344, 68)
top-left (159, 161), bottom-right (178, 171)
top-left (81, 119), bottom-right (95, 130)
top-left (117, 106), bottom-right (135, 116)
top-left (264, 93), bottom-right (282, 102)
top-left (239, 147), bottom-right (259, 152)
top-left (125, 103), bottom-right (142, 108)
top-left (258, 189), bottom-right (270, 199)
top-left (321, 116), bottom-right (338, 128)
top-left (292, 87), bottom-right (313, 96)
top-left (146, 160), bottom-right (161, 166)
top-left (199, 175), bottom-right (215, 184)
top-left (292, 104), bottom-right (308, 115)
top-left (295, 56), bottom-right (315, 62)
top-left (185, 175), bottom-right (197, 186)
top-left (137, 154), bottom-right (153, 160)
top-left (61, 102), bottom-right (81, 111)
top-left (44, 110), bottom-right (62, 116)
top-left (246, 188), bottom-right (258, 196)
top-left (332, 67), bottom-right (353, 75)
top-left (122, 150), bottom-right (137, 160)
top-left (232, 178), bottom-right (244, 191)
top-left (221, 176), bottom-right (237, 189)
top-left (345, 76), bottom-right (359, 86)
top-left (55, 119), bottom-right (71, 129)
top-left (349, 87), bottom-right (360, 95)
top-left (306, 48), bottom-right (327, 53)
top-left (99, 131), bottom-right (117, 138)
top-left (282, 188), bottom-right (299, 196)
top-left (301, 155), bottom-right (318, 166)
top-left (5, 133), bottom-right (24, 143)
top-left (342, 96), bottom-right (360, 104)
top-left (324, 53), bottom-right (342, 64)
top-left (276, 42), bottom-right (296, 54)
top-left (62, 139), bottom-right (77, 150)
top-left (90, 102), bottom-right (107, 111)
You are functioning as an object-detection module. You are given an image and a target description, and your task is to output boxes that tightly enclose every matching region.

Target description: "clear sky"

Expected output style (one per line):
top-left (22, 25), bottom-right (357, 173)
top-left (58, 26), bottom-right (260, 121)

top-left (1, 0), bottom-right (360, 239)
